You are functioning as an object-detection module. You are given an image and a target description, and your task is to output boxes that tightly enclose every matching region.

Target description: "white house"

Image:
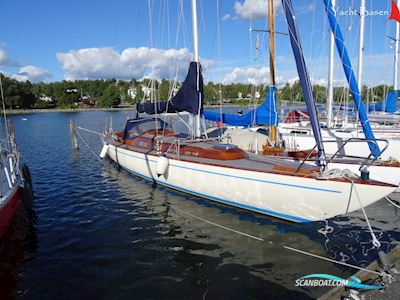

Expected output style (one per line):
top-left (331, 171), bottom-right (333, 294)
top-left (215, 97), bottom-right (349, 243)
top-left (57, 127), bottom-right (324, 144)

top-left (39, 94), bottom-right (53, 102)
top-left (142, 86), bottom-right (154, 99)
top-left (127, 86), bottom-right (137, 99)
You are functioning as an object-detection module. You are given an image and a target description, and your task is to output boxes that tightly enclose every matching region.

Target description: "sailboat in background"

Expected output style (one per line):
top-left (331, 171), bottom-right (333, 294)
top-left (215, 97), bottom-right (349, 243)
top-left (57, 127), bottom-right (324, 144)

top-left (367, 0), bottom-right (400, 123)
top-left (278, 0), bottom-right (400, 163)
top-left (100, 0), bottom-right (397, 223)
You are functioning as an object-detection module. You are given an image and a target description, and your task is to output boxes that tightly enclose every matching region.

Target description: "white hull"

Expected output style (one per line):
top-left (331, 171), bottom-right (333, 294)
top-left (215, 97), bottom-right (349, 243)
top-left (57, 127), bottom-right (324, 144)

top-left (280, 125), bottom-right (400, 161)
top-left (105, 143), bottom-right (396, 223)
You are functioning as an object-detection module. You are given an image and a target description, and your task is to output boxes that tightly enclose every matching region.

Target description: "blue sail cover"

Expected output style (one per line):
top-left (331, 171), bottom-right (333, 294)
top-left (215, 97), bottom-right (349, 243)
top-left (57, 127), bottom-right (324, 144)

top-left (203, 86), bottom-right (278, 126)
top-left (282, 0), bottom-right (326, 167)
top-left (367, 90), bottom-right (398, 113)
top-left (323, 0), bottom-right (380, 158)
top-left (137, 61), bottom-right (203, 115)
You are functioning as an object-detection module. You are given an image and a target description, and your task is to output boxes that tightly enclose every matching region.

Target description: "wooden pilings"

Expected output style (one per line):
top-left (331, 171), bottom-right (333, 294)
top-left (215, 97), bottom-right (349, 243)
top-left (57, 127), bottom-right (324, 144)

top-left (69, 120), bottom-right (79, 150)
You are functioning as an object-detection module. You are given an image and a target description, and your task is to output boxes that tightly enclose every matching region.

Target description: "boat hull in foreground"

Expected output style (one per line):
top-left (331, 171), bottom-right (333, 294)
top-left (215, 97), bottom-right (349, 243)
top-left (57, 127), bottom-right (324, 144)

top-left (0, 186), bottom-right (21, 238)
top-left (105, 142), bottom-right (396, 223)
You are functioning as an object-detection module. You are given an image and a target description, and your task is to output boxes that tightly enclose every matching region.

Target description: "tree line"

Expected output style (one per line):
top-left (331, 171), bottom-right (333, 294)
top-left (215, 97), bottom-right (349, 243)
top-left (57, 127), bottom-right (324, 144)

top-left (0, 73), bottom-right (393, 109)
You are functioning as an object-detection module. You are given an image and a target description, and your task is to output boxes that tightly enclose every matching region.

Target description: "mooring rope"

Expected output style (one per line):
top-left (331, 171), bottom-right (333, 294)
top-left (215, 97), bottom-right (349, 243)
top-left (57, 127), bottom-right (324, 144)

top-left (283, 245), bottom-right (382, 276)
top-left (75, 129), bottom-right (102, 162)
top-left (77, 126), bottom-right (103, 136)
top-left (160, 197), bottom-right (385, 277)
top-left (163, 201), bottom-right (265, 242)
top-left (318, 170), bottom-right (383, 250)
top-left (386, 196), bottom-right (400, 209)
top-left (350, 180), bottom-right (382, 249)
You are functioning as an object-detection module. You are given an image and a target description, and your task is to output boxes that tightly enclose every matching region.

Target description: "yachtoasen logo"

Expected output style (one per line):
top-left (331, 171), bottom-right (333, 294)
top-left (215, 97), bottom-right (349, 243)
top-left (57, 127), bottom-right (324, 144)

top-left (295, 274), bottom-right (384, 290)
top-left (336, 0), bottom-right (400, 20)
top-left (336, 6), bottom-right (389, 17)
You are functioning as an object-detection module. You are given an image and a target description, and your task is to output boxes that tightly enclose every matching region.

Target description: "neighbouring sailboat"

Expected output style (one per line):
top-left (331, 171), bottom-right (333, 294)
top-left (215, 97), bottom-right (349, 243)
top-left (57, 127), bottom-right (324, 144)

top-left (367, 0), bottom-right (400, 122)
top-left (100, 0), bottom-right (397, 223)
top-left (280, 0), bottom-right (400, 159)
top-left (0, 76), bottom-right (33, 239)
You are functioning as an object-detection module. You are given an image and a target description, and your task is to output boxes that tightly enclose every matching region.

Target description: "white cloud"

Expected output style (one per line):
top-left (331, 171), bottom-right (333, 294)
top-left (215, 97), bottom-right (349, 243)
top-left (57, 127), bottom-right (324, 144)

top-left (222, 14), bottom-right (231, 21)
top-left (285, 76), bottom-right (346, 87)
top-left (11, 66), bottom-right (52, 83)
top-left (0, 48), bottom-right (20, 67)
top-left (233, 0), bottom-right (280, 20)
top-left (56, 47), bottom-right (212, 81)
top-left (223, 66), bottom-right (267, 85)
top-left (286, 76), bottom-right (299, 86)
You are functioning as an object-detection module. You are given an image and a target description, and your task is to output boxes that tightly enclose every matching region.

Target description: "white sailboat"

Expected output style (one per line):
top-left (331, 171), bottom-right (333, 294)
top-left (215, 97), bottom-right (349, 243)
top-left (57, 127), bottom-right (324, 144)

top-left (100, 0), bottom-right (397, 223)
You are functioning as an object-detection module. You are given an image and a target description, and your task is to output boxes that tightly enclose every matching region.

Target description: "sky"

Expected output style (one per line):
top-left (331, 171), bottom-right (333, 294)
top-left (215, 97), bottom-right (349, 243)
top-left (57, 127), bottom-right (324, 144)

top-left (0, 0), bottom-right (398, 87)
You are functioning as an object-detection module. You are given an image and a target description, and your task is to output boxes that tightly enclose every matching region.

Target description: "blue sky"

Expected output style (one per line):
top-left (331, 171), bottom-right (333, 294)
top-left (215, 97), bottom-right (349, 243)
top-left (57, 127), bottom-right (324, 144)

top-left (0, 0), bottom-right (397, 87)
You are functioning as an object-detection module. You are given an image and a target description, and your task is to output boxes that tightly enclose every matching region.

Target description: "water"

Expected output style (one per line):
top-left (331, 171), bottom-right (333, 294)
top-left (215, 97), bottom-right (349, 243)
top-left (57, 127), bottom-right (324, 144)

top-left (0, 110), bottom-right (400, 299)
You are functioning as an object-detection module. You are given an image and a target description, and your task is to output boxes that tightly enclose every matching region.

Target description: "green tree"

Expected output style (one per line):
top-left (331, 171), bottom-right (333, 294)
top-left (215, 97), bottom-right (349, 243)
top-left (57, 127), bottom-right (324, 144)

top-left (204, 82), bottom-right (218, 104)
top-left (159, 79), bottom-right (170, 100)
top-left (100, 84), bottom-right (120, 107)
top-left (135, 85), bottom-right (143, 103)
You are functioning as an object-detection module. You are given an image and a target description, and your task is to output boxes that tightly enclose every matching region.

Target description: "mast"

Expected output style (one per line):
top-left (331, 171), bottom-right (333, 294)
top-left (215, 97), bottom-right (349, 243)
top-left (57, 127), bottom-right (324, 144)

top-left (191, 0), bottom-right (201, 137)
top-left (326, 0), bottom-right (335, 128)
top-left (322, 0), bottom-right (380, 158)
top-left (268, 0), bottom-right (277, 142)
top-left (191, 0), bottom-right (199, 63)
top-left (281, 0), bottom-right (326, 168)
top-left (269, 0), bottom-right (276, 86)
top-left (394, 0), bottom-right (399, 92)
top-left (357, 0), bottom-right (366, 91)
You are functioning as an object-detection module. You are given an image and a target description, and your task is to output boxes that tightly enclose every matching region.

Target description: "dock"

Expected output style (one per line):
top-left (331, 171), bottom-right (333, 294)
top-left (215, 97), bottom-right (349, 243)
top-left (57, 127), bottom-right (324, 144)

top-left (318, 244), bottom-right (400, 300)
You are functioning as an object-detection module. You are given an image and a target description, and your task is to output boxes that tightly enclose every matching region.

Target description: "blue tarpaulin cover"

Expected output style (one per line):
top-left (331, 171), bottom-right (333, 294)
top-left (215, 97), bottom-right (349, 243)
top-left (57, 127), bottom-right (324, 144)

top-left (203, 86), bottom-right (278, 126)
top-left (367, 90), bottom-right (398, 113)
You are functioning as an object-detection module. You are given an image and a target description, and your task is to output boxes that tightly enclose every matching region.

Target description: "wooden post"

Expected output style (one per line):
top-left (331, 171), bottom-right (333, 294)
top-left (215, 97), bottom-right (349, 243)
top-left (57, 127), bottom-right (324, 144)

top-left (69, 120), bottom-right (79, 150)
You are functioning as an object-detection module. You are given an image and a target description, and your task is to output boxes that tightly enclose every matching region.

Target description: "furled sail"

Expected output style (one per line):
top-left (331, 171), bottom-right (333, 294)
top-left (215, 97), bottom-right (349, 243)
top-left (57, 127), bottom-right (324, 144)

top-left (137, 61), bottom-right (204, 116)
top-left (203, 86), bottom-right (278, 127)
top-left (281, 0), bottom-right (326, 168)
top-left (322, 0), bottom-right (380, 158)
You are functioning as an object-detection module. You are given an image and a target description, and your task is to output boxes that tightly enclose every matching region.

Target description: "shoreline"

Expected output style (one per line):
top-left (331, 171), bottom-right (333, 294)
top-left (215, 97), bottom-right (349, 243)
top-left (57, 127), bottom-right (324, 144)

top-left (1, 104), bottom-right (243, 116)
top-left (2, 107), bottom-right (136, 115)
top-left (2, 102), bottom-right (310, 116)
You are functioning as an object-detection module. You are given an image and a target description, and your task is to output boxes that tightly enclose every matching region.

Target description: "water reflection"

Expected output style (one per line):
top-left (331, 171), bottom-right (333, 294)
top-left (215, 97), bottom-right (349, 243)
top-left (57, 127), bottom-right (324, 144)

top-left (0, 202), bottom-right (37, 298)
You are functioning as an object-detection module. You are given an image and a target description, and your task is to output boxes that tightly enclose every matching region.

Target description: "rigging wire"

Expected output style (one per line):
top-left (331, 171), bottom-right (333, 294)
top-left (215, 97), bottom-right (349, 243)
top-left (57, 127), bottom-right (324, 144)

top-left (147, 0), bottom-right (159, 135)
top-left (216, 0), bottom-right (223, 131)
top-left (0, 76), bottom-right (10, 151)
